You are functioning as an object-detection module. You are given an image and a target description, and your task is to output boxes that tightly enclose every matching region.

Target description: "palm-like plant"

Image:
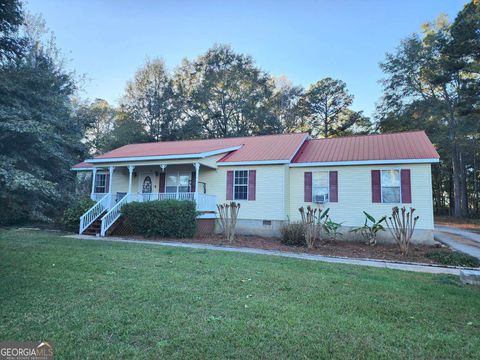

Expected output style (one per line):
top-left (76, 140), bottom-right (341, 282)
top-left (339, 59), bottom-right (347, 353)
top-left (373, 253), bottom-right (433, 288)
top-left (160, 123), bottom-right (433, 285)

top-left (351, 211), bottom-right (386, 246)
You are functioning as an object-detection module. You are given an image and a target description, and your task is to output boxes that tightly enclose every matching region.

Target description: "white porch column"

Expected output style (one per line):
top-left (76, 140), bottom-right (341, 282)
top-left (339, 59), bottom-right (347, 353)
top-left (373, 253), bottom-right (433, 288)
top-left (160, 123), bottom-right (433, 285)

top-left (90, 168), bottom-right (97, 200)
top-left (108, 166), bottom-right (114, 194)
top-left (128, 165), bottom-right (135, 194)
top-left (194, 162), bottom-right (200, 202)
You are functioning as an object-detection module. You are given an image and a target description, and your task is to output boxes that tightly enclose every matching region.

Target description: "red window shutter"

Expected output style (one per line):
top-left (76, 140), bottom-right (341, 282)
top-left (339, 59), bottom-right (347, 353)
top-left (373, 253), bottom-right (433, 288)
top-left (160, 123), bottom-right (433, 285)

top-left (304, 172), bottom-right (312, 202)
top-left (226, 171), bottom-right (234, 200)
top-left (401, 169), bottom-right (412, 203)
top-left (191, 171), bottom-right (196, 192)
top-left (248, 170), bottom-right (256, 200)
top-left (371, 170), bottom-right (381, 203)
top-left (159, 173), bottom-right (166, 193)
top-left (105, 174), bottom-right (110, 193)
top-left (329, 171), bottom-right (338, 202)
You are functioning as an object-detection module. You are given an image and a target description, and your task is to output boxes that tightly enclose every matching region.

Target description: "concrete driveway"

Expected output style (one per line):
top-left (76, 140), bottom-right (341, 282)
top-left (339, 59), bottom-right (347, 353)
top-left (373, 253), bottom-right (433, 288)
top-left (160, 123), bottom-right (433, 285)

top-left (434, 226), bottom-right (480, 260)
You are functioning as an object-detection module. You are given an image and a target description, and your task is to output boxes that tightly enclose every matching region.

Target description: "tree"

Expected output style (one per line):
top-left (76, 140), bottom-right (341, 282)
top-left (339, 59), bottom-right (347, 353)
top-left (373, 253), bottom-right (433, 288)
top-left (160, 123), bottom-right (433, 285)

top-left (300, 78), bottom-right (370, 138)
top-left (0, 12), bottom-right (87, 224)
top-left (77, 98), bottom-right (116, 155)
top-left (0, 0), bottom-right (25, 62)
top-left (377, 5), bottom-right (480, 217)
top-left (269, 75), bottom-right (306, 133)
top-left (175, 44), bottom-right (281, 138)
top-left (102, 109), bottom-right (149, 152)
top-left (122, 58), bottom-right (179, 141)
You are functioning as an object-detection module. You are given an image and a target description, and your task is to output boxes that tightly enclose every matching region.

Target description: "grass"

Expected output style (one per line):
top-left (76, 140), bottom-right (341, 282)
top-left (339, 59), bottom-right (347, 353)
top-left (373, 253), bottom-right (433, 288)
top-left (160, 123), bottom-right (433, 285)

top-left (1, 230), bottom-right (480, 359)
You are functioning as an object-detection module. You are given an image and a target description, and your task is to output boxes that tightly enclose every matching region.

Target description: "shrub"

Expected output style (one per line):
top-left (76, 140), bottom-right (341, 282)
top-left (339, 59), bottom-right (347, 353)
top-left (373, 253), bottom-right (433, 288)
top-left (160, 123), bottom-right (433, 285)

top-left (323, 219), bottom-right (343, 241)
top-left (425, 251), bottom-right (480, 268)
top-left (122, 200), bottom-right (197, 238)
top-left (62, 197), bottom-right (96, 232)
top-left (217, 202), bottom-right (240, 243)
top-left (386, 206), bottom-right (419, 256)
top-left (280, 222), bottom-right (306, 247)
top-left (298, 206), bottom-right (330, 248)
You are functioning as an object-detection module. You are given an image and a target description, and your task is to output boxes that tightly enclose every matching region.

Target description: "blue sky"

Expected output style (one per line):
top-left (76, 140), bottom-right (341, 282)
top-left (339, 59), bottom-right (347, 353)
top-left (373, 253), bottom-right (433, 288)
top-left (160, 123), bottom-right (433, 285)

top-left (27, 0), bottom-right (467, 118)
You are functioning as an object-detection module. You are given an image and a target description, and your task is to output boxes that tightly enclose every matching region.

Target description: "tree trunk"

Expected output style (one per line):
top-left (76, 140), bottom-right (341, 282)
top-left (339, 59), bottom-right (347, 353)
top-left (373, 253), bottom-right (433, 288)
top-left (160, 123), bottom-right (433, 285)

top-left (448, 111), bottom-right (467, 218)
top-left (474, 152), bottom-right (479, 215)
top-left (449, 166), bottom-right (455, 217)
top-left (460, 152), bottom-right (468, 216)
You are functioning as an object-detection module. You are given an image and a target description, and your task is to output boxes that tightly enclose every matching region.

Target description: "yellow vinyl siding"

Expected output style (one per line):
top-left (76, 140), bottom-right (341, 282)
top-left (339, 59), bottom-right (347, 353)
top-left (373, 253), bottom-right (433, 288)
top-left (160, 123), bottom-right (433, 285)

top-left (200, 165), bottom-right (288, 221)
top-left (289, 163), bottom-right (434, 230)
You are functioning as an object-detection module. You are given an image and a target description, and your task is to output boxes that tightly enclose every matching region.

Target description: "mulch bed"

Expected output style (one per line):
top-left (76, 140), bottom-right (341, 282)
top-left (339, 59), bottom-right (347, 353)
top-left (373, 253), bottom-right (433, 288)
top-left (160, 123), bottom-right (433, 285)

top-left (122, 234), bottom-right (454, 266)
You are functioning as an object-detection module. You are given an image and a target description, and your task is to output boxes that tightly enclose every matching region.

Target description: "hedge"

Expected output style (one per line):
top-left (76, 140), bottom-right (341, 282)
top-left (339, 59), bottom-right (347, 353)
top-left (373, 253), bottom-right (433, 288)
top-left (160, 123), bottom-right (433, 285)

top-left (62, 197), bottom-right (96, 232)
top-left (280, 222), bottom-right (306, 247)
top-left (122, 200), bottom-right (197, 238)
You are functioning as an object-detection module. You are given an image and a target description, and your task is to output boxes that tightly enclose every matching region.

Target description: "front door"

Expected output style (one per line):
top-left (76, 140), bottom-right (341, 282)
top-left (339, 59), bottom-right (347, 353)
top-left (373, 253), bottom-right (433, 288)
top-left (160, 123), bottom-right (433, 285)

top-left (139, 173), bottom-right (154, 201)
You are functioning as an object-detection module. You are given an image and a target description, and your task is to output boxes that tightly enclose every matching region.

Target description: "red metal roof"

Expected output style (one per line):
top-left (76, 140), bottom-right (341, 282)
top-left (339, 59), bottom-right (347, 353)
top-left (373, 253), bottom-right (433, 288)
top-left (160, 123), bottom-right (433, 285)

top-left (91, 133), bottom-right (308, 162)
top-left (218, 133), bottom-right (308, 162)
top-left (292, 131), bottom-right (440, 164)
top-left (82, 131), bottom-right (439, 166)
top-left (71, 161), bottom-right (94, 170)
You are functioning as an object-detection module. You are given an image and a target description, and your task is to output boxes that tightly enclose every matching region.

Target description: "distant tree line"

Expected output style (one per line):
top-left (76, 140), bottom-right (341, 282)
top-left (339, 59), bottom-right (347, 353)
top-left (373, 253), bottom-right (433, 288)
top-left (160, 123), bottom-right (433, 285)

top-left (82, 46), bottom-right (371, 156)
top-left (376, 1), bottom-right (480, 218)
top-left (0, 0), bottom-right (478, 225)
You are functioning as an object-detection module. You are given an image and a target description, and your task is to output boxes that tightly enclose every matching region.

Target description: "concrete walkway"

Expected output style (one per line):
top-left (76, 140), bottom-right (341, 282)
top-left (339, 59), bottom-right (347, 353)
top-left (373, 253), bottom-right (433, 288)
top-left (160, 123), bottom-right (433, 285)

top-left (434, 226), bottom-right (480, 260)
top-left (65, 234), bottom-right (464, 276)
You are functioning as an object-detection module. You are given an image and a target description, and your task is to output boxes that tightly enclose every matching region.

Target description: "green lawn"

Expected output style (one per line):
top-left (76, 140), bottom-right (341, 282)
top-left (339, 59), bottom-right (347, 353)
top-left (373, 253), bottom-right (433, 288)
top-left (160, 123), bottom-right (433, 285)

top-left (1, 230), bottom-right (480, 359)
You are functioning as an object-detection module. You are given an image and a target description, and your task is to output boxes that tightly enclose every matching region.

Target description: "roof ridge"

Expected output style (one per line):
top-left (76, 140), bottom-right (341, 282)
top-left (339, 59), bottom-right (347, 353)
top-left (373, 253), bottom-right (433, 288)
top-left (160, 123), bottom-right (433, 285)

top-left (118, 132), bottom-right (309, 147)
top-left (306, 130), bottom-right (426, 142)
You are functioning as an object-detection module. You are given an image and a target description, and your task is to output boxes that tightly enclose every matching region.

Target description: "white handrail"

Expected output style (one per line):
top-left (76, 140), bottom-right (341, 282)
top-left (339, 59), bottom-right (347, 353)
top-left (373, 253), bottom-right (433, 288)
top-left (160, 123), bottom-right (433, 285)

top-left (100, 194), bottom-right (131, 236)
top-left (79, 194), bottom-right (111, 234)
top-left (98, 192), bottom-right (218, 236)
top-left (129, 192), bottom-right (195, 202)
top-left (197, 193), bottom-right (217, 212)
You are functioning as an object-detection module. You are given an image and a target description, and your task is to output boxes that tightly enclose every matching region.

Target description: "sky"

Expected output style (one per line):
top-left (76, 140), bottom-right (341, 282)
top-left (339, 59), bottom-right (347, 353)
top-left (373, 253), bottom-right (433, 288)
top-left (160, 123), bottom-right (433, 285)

top-left (26, 0), bottom-right (467, 118)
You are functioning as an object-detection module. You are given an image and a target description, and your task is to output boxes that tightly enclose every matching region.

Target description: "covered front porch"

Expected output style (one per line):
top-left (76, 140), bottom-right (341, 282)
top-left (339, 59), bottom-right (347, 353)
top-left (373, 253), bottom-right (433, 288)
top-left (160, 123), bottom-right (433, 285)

top-left (80, 161), bottom-right (217, 236)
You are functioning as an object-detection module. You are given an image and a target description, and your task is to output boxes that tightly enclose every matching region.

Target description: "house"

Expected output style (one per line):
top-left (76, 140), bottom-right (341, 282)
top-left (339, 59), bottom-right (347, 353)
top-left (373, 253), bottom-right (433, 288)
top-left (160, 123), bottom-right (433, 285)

top-left (72, 131), bottom-right (440, 243)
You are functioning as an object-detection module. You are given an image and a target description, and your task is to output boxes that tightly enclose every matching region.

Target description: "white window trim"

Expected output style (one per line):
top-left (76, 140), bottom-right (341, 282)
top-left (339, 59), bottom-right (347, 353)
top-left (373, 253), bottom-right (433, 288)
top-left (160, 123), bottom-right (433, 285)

top-left (380, 168), bottom-right (402, 204)
top-left (166, 170), bottom-right (192, 193)
top-left (311, 171), bottom-right (330, 203)
top-left (233, 170), bottom-right (249, 201)
top-left (94, 172), bottom-right (108, 193)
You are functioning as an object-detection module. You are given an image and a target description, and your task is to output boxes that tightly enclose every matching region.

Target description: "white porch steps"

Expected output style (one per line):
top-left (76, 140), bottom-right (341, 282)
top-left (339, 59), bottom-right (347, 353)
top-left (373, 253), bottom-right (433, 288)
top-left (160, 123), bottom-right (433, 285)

top-left (79, 192), bottom-right (217, 237)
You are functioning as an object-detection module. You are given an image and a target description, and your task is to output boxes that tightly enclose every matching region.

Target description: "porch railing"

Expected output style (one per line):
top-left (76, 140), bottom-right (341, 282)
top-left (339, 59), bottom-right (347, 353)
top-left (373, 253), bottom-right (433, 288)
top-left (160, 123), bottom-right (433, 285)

top-left (129, 192), bottom-right (195, 202)
top-left (79, 194), bottom-right (112, 235)
top-left (91, 193), bottom-right (108, 202)
top-left (97, 192), bottom-right (218, 236)
top-left (100, 194), bottom-right (130, 236)
top-left (196, 193), bottom-right (217, 212)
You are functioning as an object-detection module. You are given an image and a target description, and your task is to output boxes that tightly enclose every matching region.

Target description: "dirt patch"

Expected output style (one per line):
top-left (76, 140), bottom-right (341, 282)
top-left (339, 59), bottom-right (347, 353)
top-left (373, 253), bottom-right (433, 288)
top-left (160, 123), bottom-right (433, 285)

top-left (122, 234), bottom-right (455, 265)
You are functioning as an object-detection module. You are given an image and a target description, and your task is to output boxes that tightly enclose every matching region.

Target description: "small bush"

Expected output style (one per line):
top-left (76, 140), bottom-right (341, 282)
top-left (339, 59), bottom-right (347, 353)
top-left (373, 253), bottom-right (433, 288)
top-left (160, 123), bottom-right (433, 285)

top-left (122, 200), bottom-right (197, 238)
top-left (425, 251), bottom-right (480, 268)
top-left (62, 197), bottom-right (96, 232)
top-left (280, 222), bottom-right (306, 247)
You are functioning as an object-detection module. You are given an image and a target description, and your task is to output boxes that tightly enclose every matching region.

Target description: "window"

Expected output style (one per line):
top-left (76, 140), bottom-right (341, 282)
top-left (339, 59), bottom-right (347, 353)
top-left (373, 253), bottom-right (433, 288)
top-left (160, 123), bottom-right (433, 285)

top-left (234, 170), bottom-right (248, 200)
top-left (94, 174), bottom-right (107, 193)
top-left (166, 171), bottom-right (191, 193)
top-left (381, 169), bottom-right (401, 203)
top-left (312, 171), bottom-right (329, 202)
